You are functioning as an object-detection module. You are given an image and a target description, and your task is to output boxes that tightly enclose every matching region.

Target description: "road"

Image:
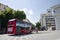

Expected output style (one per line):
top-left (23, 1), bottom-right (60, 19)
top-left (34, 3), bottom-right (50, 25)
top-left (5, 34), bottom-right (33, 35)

top-left (0, 31), bottom-right (60, 40)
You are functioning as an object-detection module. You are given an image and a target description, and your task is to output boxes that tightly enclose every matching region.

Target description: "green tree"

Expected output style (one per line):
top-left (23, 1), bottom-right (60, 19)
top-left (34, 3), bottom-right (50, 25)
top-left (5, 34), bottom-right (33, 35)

top-left (36, 22), bottom-right (41, 30)
top-left (0, 7), bottom-right (26, 33)
top-left (4, 9), bottom-right (14, 32)
top-left (14, 10), bottom-right (26, 20)
top-left (0, 14), bottom-right (5, 33)
top-left (0, 8), bottom-right (14, 33)
top-left (5, 9), bottom-right (14, 20)
top-left (31, 24), bottom-right (35, 30)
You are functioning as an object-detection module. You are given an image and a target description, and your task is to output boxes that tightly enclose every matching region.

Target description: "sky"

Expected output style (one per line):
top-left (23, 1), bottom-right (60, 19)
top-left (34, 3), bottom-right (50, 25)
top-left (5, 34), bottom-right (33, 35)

top-left (0, 0), bottom-right (60, 24)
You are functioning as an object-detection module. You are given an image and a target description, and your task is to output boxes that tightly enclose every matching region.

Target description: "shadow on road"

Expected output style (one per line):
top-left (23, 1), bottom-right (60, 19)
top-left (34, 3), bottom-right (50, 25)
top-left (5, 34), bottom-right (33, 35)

top-left (0, 33), bottom-right (4, 35)
top-left (0, 32), bottom-right (5, 35)
top-left (8, 33), bottom-right (33, 37)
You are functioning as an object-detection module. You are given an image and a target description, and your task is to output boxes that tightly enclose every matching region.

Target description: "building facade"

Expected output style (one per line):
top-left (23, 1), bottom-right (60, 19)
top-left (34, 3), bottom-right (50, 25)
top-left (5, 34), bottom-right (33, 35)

top-left (0, 3), bottom-right (8, 12)
top-left (51, 4), bottom-right (60, 30)
top-left (41, 11), bottom-right (56, 31)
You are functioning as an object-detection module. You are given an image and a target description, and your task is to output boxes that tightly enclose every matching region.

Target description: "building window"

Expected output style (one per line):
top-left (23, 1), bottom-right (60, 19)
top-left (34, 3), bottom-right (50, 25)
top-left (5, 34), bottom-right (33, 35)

top-left (53, 10), bottom-right (55, 13)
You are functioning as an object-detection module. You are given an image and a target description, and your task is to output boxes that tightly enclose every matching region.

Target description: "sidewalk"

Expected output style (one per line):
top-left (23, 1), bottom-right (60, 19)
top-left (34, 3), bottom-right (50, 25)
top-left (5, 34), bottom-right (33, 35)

top-left (32, 30), bottom-right (57, 34)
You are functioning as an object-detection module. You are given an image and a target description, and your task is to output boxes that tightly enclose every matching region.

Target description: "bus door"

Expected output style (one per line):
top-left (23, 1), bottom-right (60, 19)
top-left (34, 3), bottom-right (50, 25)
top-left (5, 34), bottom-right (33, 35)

top-left (16, 26), bottom-right (21, 34)
top-left (7, 20), bottom-right (16, 34)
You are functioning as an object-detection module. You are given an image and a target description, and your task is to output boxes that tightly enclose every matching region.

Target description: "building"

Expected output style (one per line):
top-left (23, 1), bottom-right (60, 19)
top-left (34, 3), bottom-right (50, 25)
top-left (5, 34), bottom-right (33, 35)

top-left (51, 3), bottom-right (60, 30)
top-left (0, 3), bottom-right (8, 12)
top-left (41, 10), bottom-right (56, 31)
top-left (0, 3), bottom-right (15, 13)
top-left (41, 14), bottom-right (47, 27)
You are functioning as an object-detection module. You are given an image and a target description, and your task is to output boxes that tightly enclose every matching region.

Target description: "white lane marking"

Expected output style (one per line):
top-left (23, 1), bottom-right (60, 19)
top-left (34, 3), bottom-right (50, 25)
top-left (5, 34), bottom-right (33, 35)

top-left (0, 35), bottom-right (10, 40)
top-left (24, 35), bottom-right (34, 40)
top-left (14, 37), bottom-right (18, 40)
top-left (8, 37), bottom-right (15, 40)
top-left (20, 36), bottom-right (22, 40)
top-left (7, 36), bottom-right (12, 40)
top-left (27, 35), bottom-right (32, 39)
top-left (24, 36), bottom-right (29, 40)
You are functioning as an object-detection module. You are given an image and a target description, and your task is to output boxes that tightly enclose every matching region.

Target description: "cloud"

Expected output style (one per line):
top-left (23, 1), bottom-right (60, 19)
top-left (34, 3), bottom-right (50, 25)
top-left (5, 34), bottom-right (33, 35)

top-left (28, 9), bottom-right (33, 19)
top-left (19, 8), bottom-right (35, 24)
top-left (19, 8), bottom-right (33, 18)
top-left (28, 10), bottom-right (33, 15)
top-left (20, 8), bottom-right (28, 14)
top-left (20, 8), bottom-right (33, 15)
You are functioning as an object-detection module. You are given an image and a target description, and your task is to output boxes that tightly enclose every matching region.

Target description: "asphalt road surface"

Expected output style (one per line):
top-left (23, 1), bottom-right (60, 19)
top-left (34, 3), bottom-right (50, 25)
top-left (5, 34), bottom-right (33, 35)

top-left (0, 31), bottom-right (60, 40)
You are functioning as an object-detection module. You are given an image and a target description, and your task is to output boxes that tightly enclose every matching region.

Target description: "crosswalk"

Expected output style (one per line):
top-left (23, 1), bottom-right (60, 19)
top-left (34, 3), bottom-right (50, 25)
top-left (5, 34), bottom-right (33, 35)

top-left (0, 34), bottom-right (36, 40)
top-left (0, 31), bottom-right (60, 40)
top-left (0, 31), bottom-right (51, 40)
top-left (9, 34), bottom-right (35, 40)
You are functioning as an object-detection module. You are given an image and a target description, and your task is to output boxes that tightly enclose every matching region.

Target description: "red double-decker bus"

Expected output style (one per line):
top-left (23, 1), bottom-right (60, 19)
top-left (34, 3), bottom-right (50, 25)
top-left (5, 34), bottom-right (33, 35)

top-left (7, 19), bottom-right (32, 34)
